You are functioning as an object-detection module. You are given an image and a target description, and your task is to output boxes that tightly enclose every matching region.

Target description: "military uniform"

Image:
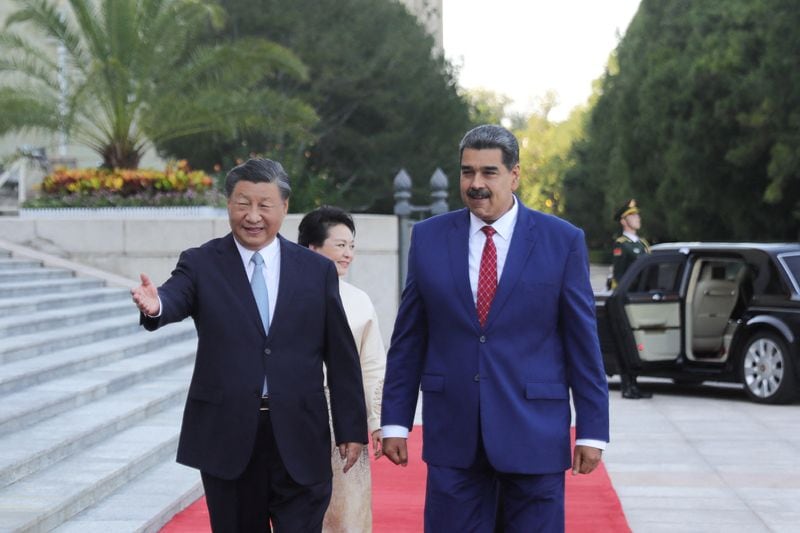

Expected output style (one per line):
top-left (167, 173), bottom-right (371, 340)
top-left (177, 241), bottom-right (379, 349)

top-left (610, 199), bottom-right (653, 399)
top-left (611, 234), bottom-right (650, 288)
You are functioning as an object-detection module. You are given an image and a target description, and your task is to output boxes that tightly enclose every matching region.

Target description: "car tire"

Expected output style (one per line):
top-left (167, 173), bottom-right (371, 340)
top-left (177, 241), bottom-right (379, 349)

top-left (739, 331), bottom-right (797, 404)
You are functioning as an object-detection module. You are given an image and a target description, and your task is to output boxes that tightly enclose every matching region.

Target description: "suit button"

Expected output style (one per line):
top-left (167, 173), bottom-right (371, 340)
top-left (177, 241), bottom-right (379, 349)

top-left (264, 348), bottom-right (271, 356)
top-left (474, 374), bottom-right (480, 382)
top-left (479, 335), bottom-right (486, 343)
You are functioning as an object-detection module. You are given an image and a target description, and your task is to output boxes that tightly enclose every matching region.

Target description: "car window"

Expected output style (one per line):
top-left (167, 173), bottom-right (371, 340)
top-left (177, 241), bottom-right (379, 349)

top-left (749, 258), bottom-right (785, 295)
top-left (629, 261), bottom-right (683, 294)
top-left (777, 253), bottom-right (800, 294)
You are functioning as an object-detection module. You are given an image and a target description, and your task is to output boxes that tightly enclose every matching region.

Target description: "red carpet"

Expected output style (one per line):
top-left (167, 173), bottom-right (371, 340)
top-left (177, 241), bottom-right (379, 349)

top-left (161, 427), bottom-right (629, 532)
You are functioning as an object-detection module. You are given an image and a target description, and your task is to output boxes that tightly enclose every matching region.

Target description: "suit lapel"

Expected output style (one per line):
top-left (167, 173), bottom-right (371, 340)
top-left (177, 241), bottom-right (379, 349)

top-left (268, 235), bottom-right (301, 341)
top-left (216, 233), bottom-right (266, 335)
top-left (447, 209), bottom-right (478, 326)
top-left (485, 203), bottom-right (538, 329)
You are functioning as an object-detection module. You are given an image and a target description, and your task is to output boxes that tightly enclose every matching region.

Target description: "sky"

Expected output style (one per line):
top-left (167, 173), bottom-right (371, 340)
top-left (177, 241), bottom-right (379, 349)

top-left (442, 0), bottom-right (642, 121)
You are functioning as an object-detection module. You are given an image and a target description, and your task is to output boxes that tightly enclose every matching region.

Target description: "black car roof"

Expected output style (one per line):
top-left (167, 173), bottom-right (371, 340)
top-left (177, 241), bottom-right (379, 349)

top-left (651, 242), bottom-right (800, 256)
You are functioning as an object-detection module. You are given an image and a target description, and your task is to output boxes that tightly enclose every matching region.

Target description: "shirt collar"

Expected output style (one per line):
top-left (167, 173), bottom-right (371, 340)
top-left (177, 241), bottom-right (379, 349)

top-left (234, 235), bottom-right (280, 267)
top-left (469, 195), bottom-right (518, 240)
top-left (622, 231), bottom-right (639, 242)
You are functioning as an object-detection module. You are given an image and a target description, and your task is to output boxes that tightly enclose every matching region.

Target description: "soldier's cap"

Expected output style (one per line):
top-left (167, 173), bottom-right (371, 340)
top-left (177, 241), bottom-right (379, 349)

top-left (615, 199), bottom-right (639, 221)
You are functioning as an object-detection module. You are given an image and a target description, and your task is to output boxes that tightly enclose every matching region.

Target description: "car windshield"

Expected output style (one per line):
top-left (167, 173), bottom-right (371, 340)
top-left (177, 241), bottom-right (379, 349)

top-left (778, 253), bottom-right (800, 294)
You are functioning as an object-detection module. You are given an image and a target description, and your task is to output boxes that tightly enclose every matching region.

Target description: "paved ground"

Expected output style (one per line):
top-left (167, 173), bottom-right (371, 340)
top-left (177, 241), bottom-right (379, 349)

top-left (589, 263), bottom-right (612, 293)
top-left (605, 377), bottom-right (800, 533)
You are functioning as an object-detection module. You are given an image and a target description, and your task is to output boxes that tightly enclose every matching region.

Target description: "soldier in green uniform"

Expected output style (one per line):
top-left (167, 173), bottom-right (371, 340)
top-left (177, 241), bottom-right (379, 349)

top-left (611, 199), bottom-right (652, 399)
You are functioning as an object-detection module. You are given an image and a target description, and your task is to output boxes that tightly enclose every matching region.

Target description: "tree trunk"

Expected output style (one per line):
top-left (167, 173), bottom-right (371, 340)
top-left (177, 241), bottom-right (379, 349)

top-left (101, 141), bottom-right (142, 169)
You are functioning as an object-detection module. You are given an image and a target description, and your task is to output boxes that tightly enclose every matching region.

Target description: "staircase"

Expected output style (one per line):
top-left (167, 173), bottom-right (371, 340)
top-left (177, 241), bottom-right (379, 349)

top-left (0, 246), bottom-right (203, 532)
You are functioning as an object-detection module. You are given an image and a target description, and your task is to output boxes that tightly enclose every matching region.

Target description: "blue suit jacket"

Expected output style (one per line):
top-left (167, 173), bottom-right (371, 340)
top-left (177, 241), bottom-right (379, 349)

top-left (382, 202), bottom-right (609, 473)
top-left (142, 233), bottom-right (367, 484)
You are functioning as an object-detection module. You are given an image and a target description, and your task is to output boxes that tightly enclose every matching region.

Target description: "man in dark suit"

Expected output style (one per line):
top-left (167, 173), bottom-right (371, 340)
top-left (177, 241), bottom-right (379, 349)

top-left (381, 125), bottom-right (609, 532)
top-left (131, 158), bottom-right (367, 532)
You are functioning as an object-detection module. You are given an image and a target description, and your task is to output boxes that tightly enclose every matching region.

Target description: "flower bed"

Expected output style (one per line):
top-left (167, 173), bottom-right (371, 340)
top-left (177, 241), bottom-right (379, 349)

top-left (23, 160), bottom-right (224, 208)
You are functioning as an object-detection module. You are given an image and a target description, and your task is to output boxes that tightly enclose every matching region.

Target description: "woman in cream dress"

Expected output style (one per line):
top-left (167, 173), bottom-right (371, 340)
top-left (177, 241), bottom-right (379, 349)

top-left (298, 206), bottom-right (386, 533)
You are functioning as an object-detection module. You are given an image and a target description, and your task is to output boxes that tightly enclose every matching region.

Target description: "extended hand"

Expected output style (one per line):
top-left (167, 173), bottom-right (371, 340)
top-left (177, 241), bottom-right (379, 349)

top-left (130, 273), bottom-right (160, 316)
top-left (572, 445), bottom-right (603, 475)
top-left (381, 437), bottom-right (408, 466)
top-left (338, 442), bottom-right (363, 473)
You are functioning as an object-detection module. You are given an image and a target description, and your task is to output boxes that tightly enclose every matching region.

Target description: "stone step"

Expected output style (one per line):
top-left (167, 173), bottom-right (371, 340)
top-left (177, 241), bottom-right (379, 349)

top-left (0, 277), bottom-right (105, 298)
top-left (0, 258), bottom-right (42, 271)
top-left (52, 460), bottom-right (201, 533)
top-left (0, 364), bottom-right (191, 488)
top-left (0, 245), bottom-right (200, 532)
top-left (0, 338), bottom-right (197, 436)
top-left (0, 321), bottom-right (196, 395)
top-left (0, 267), bottom-right (73, 283)
top-left (0, 286), bottom-right (129, 317)
top-left (0, 314), bottom-right (142, 364)
top-left (0, 405), bottom-right (184, 533)
top-left (0, 299), bottom-right (135, 336)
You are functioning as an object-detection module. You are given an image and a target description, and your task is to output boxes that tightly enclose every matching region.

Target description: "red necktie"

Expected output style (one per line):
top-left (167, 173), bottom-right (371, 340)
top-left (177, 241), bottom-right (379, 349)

top-left (477, 226), bottom-right (497, 327)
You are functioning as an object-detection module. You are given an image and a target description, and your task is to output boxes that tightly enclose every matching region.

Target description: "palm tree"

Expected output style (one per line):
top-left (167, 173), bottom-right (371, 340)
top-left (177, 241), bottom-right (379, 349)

top-left (0, 0), bottom-right (316, 169)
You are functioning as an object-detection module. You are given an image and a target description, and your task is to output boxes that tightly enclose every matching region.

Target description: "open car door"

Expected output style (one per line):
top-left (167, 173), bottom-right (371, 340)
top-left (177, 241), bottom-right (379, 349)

top-left (612, 254), bottom-right (686, 366)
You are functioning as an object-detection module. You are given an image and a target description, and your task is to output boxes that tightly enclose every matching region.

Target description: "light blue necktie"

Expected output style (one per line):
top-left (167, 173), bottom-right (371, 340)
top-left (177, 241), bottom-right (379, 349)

top-left (250, 252), bottom-right (270, 333)
top-left (251, 252), bottom-right (270, 395)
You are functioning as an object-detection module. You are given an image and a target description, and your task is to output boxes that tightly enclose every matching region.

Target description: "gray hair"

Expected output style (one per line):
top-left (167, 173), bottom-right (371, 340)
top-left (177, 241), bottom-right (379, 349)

top-left (458, 125), bottom-right (519, 170)
top-left (224, 158), bottom-right (292, 200)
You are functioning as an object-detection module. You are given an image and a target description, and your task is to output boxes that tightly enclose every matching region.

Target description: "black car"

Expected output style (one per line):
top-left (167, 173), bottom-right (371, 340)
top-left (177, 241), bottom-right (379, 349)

top-left (596, 242), bottom-right (800, 404)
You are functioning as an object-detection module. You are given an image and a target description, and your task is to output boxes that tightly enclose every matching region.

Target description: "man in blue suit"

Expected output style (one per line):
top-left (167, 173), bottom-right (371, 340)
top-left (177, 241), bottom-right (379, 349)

top-left (131, 158), bottom-right (367, 532)
top-left (381, 125), bottom-right (609, 532)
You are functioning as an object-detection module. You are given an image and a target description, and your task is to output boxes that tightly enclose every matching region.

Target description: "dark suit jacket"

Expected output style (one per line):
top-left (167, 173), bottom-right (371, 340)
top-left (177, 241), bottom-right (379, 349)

top-left (382, 200), bottom-right (609, 474)
top-left (142, 233), bottom-right (367, 485)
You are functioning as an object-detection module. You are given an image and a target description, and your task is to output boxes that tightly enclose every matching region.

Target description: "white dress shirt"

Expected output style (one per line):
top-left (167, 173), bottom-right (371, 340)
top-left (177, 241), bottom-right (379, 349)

top-left (234, 237), bottom-right (280, 395)
top-left (233, 237), bottom-right (281, 327)
top-left (467, 196), bottom-right (518, 303)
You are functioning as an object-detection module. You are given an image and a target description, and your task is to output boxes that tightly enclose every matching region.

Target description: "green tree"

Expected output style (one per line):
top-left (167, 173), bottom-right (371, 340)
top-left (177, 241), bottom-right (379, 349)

top-left (566, 0), bottom-right (800, 243)
top-left (0, 0), bottom-right (315, 169)
top-left (464, 88), bottom-right (512, 126)
top-left (516, 91), bottom-right (587, 216)
top-left (161, 0), bottom-right (473, 212)
top-left (463, 87), bottom-right (528, 132)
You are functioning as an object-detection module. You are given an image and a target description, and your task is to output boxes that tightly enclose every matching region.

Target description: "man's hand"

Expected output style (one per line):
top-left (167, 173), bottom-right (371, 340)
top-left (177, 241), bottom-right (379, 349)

top-left (338, 442), bottom-right (363, 474)
top-left (372, 429), bottom-right (383, 459)
top-left (572, 445), bottom-right (603, 475)
top-left (381, 437), bottom-right (408, 466)
top-left (131, 273), bottom-right (160, 316)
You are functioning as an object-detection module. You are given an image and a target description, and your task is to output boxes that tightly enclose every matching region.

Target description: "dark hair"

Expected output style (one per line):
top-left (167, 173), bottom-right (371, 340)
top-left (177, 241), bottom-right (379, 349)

top-left (458, 124), bottom-right (519, 170)
top-left (297, 206), bottom-right (356, 248)
top-left (224, 158), bottom-right (291, 200)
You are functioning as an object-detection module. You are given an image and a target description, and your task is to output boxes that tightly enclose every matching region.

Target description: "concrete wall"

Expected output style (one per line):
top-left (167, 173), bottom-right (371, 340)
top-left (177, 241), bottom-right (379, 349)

top-left (0, 214), bottom-right (400, 346)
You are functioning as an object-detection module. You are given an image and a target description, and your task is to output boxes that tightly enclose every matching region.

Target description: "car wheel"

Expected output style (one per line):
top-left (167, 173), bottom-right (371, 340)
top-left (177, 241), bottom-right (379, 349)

top-left (740, 332), bottom-right (797, 404)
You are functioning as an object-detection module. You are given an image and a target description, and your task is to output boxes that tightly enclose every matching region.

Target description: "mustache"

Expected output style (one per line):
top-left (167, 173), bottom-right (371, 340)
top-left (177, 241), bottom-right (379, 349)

top-left (466, 188), bottom-right (491, 199)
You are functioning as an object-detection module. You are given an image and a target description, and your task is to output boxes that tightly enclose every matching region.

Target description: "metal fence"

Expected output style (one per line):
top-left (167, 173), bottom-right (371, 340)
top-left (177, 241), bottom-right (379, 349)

top-left (393, 167), bottom-right (449, 291)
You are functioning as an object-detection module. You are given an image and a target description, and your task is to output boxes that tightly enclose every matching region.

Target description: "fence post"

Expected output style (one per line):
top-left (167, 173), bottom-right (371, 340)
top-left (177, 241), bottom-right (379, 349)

top-left (393, 168), bottom-right (449, 293)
